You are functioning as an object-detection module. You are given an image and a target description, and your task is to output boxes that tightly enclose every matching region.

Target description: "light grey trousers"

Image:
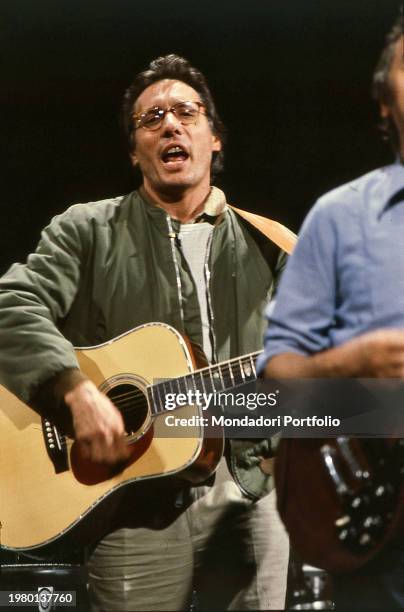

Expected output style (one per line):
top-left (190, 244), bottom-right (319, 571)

top-left (88, 460), bottom-right (289, 611)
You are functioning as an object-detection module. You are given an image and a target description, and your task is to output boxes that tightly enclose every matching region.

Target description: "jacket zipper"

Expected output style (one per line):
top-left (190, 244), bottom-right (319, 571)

top-left (166, 215), bottom-right (185, 327)
top-left (203, 230), bottom-right (217, 364)
top-left (166, 215), bottom-right (217, 364)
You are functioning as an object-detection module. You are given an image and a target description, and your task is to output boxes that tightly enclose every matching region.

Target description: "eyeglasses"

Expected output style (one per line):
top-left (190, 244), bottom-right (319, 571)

top-left (133, 101), bottom-right (206, 131)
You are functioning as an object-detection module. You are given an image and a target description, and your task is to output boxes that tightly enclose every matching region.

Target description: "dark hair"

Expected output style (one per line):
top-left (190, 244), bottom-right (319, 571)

top-left (372, 16), bottom-right (404, 149)
top-left (122, 54), bottom-right (225, 175)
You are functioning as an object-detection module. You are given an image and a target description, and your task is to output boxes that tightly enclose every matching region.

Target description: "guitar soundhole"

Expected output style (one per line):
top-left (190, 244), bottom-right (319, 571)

top-left (106, 384), bottom-right (149, 436)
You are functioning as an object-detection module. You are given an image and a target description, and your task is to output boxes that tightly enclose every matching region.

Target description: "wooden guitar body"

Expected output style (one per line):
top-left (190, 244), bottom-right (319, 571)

top-left (0, 323), bottom-right (224, 551)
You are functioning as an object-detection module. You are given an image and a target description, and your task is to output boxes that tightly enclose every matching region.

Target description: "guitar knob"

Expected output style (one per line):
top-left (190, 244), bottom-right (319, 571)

top-left (363, 515), bottom-right (382, 530)
top-left (350, 493), bottom-right (371, 513)
top-left (359, 532), bottom-right (373, 547)
top-left (338, 525), bottom-right (359, 545)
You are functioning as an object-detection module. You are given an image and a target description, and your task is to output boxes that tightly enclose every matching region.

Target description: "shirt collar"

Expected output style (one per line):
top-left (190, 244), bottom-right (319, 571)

top-left (139, 185), bottom-right (227, 225)
top-left (378, 160), bottom-right (404, 217)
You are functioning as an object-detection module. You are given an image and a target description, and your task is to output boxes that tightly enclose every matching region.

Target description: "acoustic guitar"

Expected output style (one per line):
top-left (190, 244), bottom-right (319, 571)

top-left (0, 322), bottom-right (259, 551)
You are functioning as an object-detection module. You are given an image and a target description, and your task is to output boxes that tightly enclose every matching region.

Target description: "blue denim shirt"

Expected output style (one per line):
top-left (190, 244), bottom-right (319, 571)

top-left (257, 162), bottom-right (404, 372)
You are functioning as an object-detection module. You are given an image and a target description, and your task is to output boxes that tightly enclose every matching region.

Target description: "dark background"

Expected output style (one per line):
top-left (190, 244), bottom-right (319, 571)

top-left (1, 0), bottom-right (401, 273)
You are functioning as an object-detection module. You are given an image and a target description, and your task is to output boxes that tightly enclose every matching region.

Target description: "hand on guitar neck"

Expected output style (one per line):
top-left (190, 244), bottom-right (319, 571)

top-left (65, 379), bottom-right (131, 465)
top-left (266, 328), bottom-right (404, 379)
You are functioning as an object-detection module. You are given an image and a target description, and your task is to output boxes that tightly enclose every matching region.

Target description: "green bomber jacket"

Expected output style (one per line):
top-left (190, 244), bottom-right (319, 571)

top-left (0, 187), bottom-right (286, 499)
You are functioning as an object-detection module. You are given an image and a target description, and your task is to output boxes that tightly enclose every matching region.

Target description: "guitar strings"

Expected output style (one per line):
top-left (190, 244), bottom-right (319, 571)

top-left (104, 353), bottom-right (258, 406)
top-left (109, 372), bottom-right (248, 419)
top-left (108, 365), bottom-right (253, 404)
top-left (105, 353), bottom-right (261, 409)
top-left (109, 372), bottom-right (239, 406)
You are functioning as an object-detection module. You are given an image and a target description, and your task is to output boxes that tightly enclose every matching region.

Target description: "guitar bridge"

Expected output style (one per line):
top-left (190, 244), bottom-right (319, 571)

top-left (41, 418), bottom-right (69, 473)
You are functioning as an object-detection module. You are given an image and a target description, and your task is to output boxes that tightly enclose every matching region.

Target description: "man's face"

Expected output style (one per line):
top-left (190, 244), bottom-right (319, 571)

top-left (381, 37), bottom-right (404, 155)
top-left (131, 79), bottom-right (222, 198)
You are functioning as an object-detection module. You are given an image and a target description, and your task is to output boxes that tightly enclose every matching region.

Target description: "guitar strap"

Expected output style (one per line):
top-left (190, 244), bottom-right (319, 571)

top-left (227, 206), bottom-right (297, 499)
top-left (229, 205), bottom-right (297, 255)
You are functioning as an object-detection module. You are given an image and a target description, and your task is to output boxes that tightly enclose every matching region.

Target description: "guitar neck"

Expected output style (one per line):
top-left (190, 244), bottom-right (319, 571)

top-left (149, 351), bottom-right (261, 416)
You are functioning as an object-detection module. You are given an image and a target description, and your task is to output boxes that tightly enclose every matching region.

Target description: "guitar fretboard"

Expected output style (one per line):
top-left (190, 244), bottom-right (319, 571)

top-left (148, 351), bottom-right (261, 415)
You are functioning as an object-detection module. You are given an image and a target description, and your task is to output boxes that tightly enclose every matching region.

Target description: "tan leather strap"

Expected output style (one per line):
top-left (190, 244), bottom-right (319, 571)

top-left (229, 205), bottom-right (297, 255)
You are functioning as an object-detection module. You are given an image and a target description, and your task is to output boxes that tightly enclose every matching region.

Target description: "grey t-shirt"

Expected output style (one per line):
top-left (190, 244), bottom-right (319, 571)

top-left (178, 222), bottom-right (214, 363)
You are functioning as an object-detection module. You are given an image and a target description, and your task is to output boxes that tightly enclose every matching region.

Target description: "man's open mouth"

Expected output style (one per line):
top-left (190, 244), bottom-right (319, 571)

top-left (161, 146), bottom-right (189, 164)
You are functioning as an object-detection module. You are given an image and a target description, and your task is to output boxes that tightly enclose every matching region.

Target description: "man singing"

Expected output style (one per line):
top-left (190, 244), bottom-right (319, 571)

top-left (0, 55), bottom-right (290, 610)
